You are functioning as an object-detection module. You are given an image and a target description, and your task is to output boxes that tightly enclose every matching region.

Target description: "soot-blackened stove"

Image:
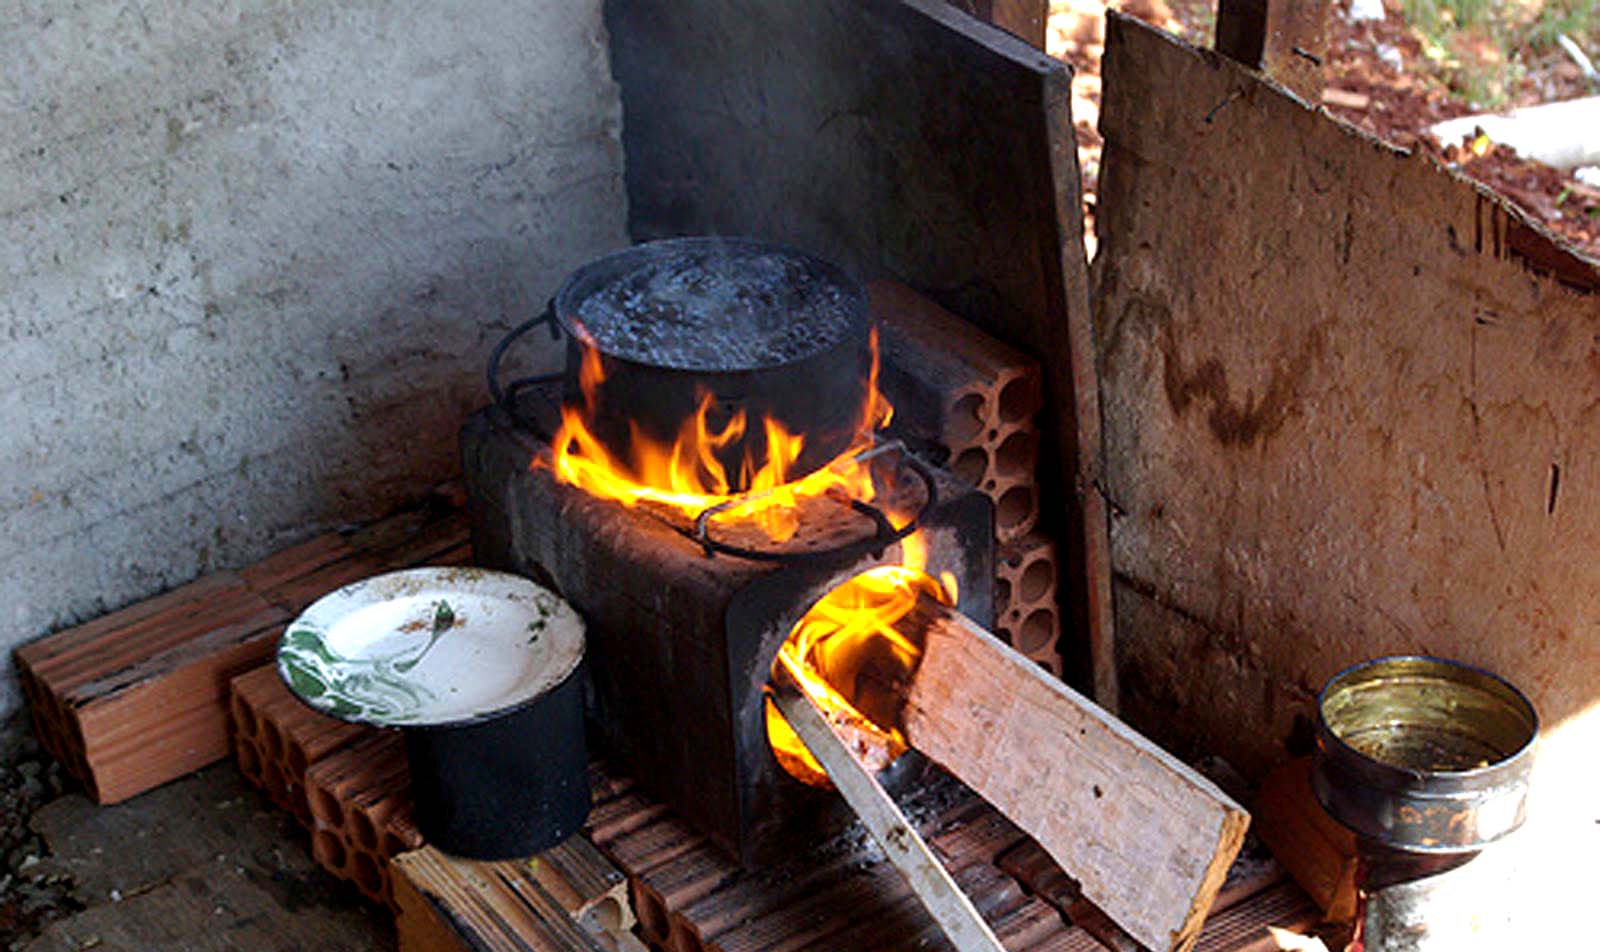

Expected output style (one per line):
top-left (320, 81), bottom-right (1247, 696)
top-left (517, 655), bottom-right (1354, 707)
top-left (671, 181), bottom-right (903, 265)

top-left (462, 239), bottom-right (992, 865)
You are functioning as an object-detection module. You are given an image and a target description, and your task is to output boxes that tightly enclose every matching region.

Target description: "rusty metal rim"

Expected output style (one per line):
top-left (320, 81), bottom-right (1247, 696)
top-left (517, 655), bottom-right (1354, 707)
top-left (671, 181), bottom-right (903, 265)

top-left (1316, 654), bottom-right (1539, 782)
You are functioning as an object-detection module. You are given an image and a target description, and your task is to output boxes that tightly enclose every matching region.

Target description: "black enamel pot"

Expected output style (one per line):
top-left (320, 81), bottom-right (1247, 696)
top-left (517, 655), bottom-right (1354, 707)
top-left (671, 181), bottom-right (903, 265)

top-left (405, 662), bottom-right (590, 860)
top-left (551, 237), bottom-right (873, 492)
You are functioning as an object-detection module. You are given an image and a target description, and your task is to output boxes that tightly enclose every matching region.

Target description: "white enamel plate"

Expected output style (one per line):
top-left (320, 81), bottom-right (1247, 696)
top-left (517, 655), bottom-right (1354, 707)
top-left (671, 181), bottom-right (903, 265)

top-left (276, 567), bottom-right (585, 728)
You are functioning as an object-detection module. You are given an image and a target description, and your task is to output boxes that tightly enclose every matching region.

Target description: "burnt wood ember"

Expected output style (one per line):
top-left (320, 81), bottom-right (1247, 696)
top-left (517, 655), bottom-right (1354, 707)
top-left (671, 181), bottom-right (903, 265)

top-left (461, 386), bottom-right (993, 865)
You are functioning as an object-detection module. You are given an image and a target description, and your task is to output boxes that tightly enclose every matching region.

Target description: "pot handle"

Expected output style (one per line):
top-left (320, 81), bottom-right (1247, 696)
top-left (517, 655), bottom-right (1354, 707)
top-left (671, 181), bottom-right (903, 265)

top-left (486, 301), bottom-right (564, 431)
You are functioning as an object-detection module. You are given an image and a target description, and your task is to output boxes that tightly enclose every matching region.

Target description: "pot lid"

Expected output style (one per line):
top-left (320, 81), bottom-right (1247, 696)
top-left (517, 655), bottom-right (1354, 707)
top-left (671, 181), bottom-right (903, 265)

top-left (556, 237), bottom-right (867, 372)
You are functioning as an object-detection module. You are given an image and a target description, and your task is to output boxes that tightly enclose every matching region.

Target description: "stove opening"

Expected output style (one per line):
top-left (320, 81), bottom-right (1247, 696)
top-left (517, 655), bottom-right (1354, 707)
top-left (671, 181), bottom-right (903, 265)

top-left (765, 530), bottom-right (958, 788)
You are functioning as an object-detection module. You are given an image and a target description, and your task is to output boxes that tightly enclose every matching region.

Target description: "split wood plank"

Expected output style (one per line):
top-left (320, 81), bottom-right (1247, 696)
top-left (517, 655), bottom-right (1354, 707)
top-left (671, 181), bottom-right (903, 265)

top-left (771, 681), bottom-right (1006, 952)
top-left (898, 600), bottom-right (1250, 952)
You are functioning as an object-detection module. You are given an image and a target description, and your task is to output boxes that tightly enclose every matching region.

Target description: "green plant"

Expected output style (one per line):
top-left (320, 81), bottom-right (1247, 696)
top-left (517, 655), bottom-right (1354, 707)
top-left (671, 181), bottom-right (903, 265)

top-left (1401, 0), bottom-right (1599, 106)
top-left (1523, 0), bottom-right (1598, 48)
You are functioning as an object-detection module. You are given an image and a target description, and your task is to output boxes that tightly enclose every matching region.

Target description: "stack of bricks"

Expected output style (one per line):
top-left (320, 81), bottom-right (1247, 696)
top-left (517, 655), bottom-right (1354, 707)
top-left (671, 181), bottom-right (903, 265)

top-left (226, 662), bottom-right (648, 950)
top-left (870, 281), bottom-right (1065, 675)
top-left (582, 768), bottom-right (1088, 952)
top-left (14, 485), bottom-right (470, 806)
top-left (303, 731), bottom-right (423, 906)
top-left (228, 664), bottom-right (423, 908)
top-left (994, 533), bottom-right (1063, 676)
top-left (16, 574), bottom-right (291, 804)
top-left (583, 760), bottom-right (1320, 952)
top-left (229, 663), bottom-right (366, 827)
top-left (227, 662), bottom-right (646, 949)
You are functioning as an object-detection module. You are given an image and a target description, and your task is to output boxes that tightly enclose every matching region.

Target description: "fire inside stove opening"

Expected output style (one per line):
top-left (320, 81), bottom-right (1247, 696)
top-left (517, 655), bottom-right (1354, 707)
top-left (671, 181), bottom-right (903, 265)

top-left (539, 329), bottom-right (892, 543)
top-left (765, 531), bottom-right (957, 788)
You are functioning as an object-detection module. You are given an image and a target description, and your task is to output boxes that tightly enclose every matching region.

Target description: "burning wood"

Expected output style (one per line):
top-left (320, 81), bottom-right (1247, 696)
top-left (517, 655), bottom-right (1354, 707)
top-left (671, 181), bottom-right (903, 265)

top-left (770, 679), bottom-right (1007, 952)
top-left (772, 572), bottom-right (1250, 952)
top-left (764, 527), bottom-right (958, 786)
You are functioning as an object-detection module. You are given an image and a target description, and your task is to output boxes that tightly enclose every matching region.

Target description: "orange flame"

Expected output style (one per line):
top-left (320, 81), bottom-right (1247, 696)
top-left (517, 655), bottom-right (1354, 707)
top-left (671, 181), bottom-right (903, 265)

top-left (765, 528), bottom-right (957, 787)
top-left (540, 330), bottom-right (893, 542)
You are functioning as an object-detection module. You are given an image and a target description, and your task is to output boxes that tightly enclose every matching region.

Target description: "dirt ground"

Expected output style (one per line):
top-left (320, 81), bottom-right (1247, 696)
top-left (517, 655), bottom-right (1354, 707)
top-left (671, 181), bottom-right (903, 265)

top-left (0, 723), bottom-right (383, 952)
top-left (1049, 0), bottom-right (1600, 262)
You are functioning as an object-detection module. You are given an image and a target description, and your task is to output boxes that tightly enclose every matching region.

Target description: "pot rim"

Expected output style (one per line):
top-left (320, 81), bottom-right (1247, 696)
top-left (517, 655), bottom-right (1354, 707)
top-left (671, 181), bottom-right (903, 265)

top-left (1315, 654), bottom-right (1539, 784)
top-left (552, 236), bottom-right (870, 374)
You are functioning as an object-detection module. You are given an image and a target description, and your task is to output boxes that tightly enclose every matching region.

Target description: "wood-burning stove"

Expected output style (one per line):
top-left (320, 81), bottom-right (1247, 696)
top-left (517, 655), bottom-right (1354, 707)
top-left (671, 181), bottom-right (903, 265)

top-left (462, 239), bottom-right (993, 864)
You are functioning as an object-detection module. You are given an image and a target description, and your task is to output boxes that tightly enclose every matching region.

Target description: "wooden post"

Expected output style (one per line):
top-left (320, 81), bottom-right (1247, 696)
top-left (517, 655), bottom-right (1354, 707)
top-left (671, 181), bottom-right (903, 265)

top-left (948, 0), bottom-right (1049, 48)
top-left (1214, 0), bottom-right (1328, 101)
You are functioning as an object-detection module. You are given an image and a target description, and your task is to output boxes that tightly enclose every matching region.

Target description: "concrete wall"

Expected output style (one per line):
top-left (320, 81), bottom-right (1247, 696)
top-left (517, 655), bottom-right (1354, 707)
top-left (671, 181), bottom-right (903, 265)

top-left (1, 0), bottom-right (627, 718)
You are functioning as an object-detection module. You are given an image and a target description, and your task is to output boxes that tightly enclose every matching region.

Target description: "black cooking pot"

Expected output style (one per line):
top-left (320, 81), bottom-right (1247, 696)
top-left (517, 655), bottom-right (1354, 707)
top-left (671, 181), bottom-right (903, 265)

top-left (406, 663), bottom-right (590, 860)
top-left (550, 237), bottom-right (873, 494)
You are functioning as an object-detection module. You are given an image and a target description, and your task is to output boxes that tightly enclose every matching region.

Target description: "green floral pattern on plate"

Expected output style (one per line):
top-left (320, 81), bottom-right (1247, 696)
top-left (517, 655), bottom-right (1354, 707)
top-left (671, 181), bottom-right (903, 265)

top-left (276, 568), bottom-right (582, 727)
top-left (278, 618), bottom-right (442, 723)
